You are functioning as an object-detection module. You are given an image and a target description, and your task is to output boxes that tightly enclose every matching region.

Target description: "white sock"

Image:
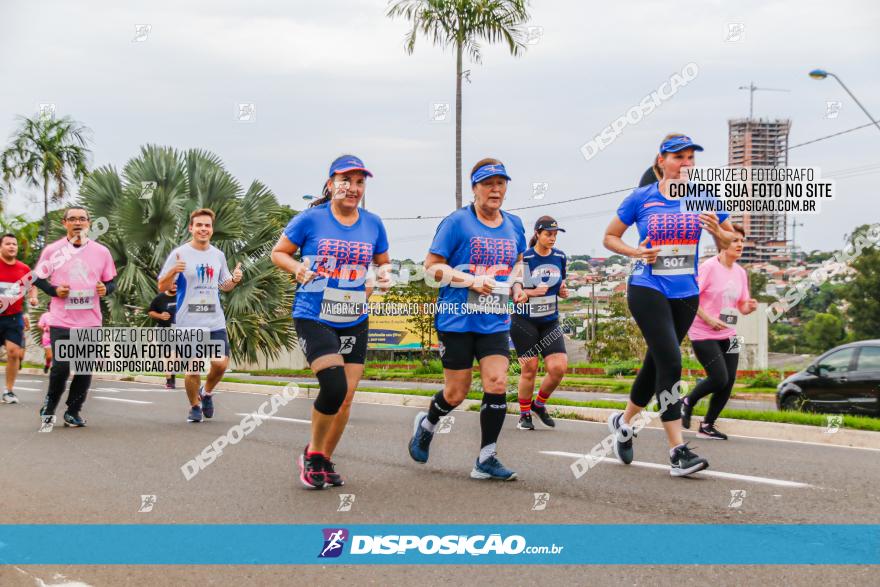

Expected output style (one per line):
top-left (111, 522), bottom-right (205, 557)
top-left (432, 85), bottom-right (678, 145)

top-left (478, 443), bottom-right (496, 463)
top-left (421, 418), bottom-right (436, 432)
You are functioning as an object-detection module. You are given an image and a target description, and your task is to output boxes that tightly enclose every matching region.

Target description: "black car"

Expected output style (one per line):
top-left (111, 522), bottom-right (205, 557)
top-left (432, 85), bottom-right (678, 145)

top-left (776, 340), bottom-right (880, 416)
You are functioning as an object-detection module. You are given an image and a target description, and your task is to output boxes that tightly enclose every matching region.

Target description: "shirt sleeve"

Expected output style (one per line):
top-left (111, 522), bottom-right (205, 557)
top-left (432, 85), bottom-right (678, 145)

top-left (561, 253), bottom-right (568, 280)
top-left (101, 248), bottom-right (117, 282)
top-left (374, 216), bottom-right (389, 256)
top-left (697, 259), bottom-right (713, 294)
top-left (218, 251), bottom-right (232, 284)
top-left (738, 266), bottom-right (751, 304)
top-left (428, 214), bottom-right (458, 260)
top-left (616, 190), bottom-right (641, 226)
top-left (149, 295), bottom-right (162, 313)
top-left (159, 249), bottom-right (177, 280)
top-left (283, 211), bottom-right (309, 248)
top-left (514, 217), bottom-right (527, 256)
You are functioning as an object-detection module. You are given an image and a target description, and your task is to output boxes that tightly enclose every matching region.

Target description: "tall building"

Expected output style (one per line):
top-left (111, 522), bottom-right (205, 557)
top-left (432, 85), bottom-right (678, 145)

top-left (727, 118), bottom-right (792, 264)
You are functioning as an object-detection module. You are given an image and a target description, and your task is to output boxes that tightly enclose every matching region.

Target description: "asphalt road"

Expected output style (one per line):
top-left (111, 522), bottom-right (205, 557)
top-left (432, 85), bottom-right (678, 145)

top-left (1, 375), bottom-right (877, 586)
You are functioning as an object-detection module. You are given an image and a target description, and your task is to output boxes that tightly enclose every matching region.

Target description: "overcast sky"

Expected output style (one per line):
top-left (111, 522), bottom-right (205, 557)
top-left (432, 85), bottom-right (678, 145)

top-left (2, 0), bottom-right (879, 258)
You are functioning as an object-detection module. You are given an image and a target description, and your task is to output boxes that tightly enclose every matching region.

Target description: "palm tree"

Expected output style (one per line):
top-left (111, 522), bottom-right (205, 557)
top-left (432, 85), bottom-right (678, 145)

top-left (387, 0), bottom-right (530, 209)
top-left (76, 144), bottom-right (298, 365)
top-left (1, 115), bottom-right (91, 241)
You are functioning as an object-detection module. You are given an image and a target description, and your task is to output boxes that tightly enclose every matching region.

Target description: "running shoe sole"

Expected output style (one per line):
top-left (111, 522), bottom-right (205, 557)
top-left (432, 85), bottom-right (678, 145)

top-left (516, 419), bottom-right (534, 430)
top-left (670, 460), bottom-right (709, 477)
top-left (697, 431), bottom-right (727, 440)
top-left (298, 454), bottom-right (326, 490)
top-left (469, 467), bottom-right (518, 481)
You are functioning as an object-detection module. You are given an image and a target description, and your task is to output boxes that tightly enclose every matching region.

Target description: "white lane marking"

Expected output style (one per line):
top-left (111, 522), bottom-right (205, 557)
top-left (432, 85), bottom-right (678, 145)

top-left (540, 451), bottom-right (813, 489)
top-left (12, 386), bottom-right (40, 391)
top-left (235, 412), bottom-right (310, 424)
top-left (17, 379), bottom-right (43, 383)
top-left (93, 396), bottom-right (152, 404)
top-left (710, 432), bottom-right (880, 453)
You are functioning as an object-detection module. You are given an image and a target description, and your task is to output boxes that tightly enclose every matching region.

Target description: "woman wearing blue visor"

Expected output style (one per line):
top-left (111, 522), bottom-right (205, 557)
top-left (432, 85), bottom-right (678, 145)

top-left (272, 154), bottom-right (391, 489)
top-left (603, 135), bottom-right (737, 477)
top-left (407, 158), bottom-right (528, 481)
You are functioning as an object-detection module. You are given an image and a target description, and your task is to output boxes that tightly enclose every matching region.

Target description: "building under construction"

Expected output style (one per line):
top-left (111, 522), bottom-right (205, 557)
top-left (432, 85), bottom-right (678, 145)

top-left (727, 118), bottom-right (792, 264)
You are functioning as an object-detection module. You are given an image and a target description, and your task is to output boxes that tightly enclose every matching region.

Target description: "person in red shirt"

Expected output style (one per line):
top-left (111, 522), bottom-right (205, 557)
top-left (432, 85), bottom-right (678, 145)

top-left (0, 233), bottom-right (39, 404)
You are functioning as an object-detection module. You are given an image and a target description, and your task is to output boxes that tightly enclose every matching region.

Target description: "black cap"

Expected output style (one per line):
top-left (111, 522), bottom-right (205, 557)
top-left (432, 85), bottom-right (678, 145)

top-left (534, 215), bottom-right (565, 232)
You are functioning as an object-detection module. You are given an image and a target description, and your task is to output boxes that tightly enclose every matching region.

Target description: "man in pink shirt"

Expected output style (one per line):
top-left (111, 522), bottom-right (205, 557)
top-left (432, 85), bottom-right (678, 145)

top-left (682, 224), bottom-right (757, 439)
top-left (33, 206), bottom-right (117, 431)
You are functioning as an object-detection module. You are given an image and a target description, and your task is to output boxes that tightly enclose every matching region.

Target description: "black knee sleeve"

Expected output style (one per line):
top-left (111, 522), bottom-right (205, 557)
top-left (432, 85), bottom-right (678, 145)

top-left (314, 366), bottom-right (347, 415)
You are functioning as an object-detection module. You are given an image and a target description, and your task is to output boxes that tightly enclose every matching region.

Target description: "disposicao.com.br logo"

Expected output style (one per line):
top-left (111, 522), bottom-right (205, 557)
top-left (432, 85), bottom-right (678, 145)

top-left (319, 528), bottom-right (564, 558)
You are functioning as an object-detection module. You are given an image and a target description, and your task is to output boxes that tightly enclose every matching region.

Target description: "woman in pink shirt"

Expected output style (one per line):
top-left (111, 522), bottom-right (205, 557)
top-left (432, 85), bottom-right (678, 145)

top-left (682, 224), bottom-right (758, 439)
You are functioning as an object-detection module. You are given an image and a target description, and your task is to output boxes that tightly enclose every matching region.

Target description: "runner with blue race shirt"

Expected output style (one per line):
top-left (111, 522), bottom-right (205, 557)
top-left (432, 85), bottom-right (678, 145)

top-left (510, 215), bottom-right (570, 431)
top-left (603, 135), bottom-right (737, 477)
top-left (407, 157), bottom-right (528, 481)
top-left (271, 154), bottom-right (391, 490)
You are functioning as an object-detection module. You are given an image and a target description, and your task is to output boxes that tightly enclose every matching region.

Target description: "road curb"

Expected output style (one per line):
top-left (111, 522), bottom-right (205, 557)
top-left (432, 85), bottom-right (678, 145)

top-left (12, 368), bottom-right (879, 450)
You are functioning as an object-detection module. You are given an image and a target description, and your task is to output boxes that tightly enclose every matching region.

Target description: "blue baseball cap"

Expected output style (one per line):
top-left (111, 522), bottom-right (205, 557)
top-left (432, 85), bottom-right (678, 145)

top-left (328, 155), bottom-right (373, 178)
top-left (471, 162), bottom-right (512, 186)
top-left (659, 136), bottom-right (704, 154)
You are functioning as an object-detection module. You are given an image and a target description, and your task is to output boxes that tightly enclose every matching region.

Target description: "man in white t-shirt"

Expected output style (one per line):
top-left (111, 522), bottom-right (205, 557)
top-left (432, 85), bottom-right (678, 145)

top-left (158, 208), bottom-right (242, 423)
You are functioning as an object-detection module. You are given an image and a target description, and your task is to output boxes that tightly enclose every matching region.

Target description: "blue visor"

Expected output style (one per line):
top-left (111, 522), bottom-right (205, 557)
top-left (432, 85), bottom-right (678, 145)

top-left (470, 163), bottom-right (512, 185)
top-left (660, 136), bottom-right (704, 154)
top-left (328, 155), bottom-right (373, 178)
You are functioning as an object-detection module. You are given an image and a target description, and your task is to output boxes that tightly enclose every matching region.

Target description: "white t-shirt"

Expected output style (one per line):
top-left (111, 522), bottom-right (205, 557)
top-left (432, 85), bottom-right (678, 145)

top-left (160, 243), bottom-right (232, 331)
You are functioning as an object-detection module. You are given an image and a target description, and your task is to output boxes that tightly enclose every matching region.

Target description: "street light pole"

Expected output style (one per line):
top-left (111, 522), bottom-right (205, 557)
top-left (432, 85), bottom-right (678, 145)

top-left (809, 69), bottom-right (880, 134)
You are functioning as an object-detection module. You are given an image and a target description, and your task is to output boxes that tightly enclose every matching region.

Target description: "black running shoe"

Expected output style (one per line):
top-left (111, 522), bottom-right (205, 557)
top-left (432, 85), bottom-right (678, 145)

top-left (669, 443), bottom-right (709, 477)
top-left (324, 459), bottom-right (345, 487)
top-left (516, 413), bottom-right (535, 430)
top-left (697, 423), bottom-right (728, 440)
top-left (63, 411), bottom-right (87, 427)
top-left (607, 412), bottom-right (634, 465)
top-left (298, 451), bottom-right (327, 489)
top-left (681, 397), bottom-right (693, 429)
top-left (531, 403), bottom-right (556, 428)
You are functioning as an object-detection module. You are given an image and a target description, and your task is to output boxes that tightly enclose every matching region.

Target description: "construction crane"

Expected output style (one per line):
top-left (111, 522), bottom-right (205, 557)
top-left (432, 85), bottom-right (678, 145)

top-left (738, 81), bottom-right (790, 119)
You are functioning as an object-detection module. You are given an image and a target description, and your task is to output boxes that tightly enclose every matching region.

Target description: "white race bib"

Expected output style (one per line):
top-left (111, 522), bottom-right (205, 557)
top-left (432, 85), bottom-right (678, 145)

top-left (653, 244), bottom-right (696, 276)
top-left (528, 294), bottom-right (557, 318)
top-left (0, 281), bottom-right (21, 298)
top-left (466, 285), bottom-right (510, 314)
top-left (65, 288), bottom-right (95, 310)
top-left (319, 288), bottom-right (367, 323)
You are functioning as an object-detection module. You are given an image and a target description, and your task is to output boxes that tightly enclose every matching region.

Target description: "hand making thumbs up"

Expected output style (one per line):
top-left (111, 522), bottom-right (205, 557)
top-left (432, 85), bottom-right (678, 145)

top-left (232, 262), bottom-right (243, 283)
top-left (174, 253), bottom-right (186, 274)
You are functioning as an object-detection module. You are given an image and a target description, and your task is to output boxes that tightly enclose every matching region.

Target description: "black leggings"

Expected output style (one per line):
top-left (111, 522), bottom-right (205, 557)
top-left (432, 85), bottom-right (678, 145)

top-left (43, 327), bottom-right (92, 415)
top-left (686, 338), bottom-right (738, 424)
top-left (627, 285), bottom-right (698, 422)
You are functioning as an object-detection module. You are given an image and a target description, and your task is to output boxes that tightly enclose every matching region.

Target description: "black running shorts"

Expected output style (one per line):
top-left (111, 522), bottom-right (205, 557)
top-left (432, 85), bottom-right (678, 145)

top-left (437, 330), bottom-right (510, 370)
top-left (294, 318), bottom-right (369, 365)
top-left (509, 315), bottom-right (567, 359)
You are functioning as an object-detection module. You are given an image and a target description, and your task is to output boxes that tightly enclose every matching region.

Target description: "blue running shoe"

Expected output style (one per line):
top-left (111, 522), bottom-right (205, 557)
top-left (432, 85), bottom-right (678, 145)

top-left (470, 455), bottom-right (517, 481)
top-left (187, 405), bottom-right (203, 423)
top-left (200, 390), bottom-right (214, 419)
top-left (63, 412), bottom-right (87, 427)
top-left (408, 411), bottom-right (434, 464)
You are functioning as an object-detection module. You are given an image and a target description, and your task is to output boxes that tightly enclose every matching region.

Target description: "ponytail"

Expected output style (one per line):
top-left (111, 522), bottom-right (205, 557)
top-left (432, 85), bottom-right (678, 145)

top-left (528, 232), bottom-right (538, 248)
top-left (309, 183), bottom-right (332, 208)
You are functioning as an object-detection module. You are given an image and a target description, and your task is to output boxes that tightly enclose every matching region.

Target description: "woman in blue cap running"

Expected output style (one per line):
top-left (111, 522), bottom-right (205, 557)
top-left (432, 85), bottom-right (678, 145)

top-left (272, 154), bottom-right (392, 489)
top-left (604, 135), bottom-right (737, 477)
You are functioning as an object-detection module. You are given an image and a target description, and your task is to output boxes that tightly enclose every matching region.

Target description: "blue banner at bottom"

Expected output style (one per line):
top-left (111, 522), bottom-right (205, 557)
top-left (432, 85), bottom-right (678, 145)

top-left (0, 524), bottom-right (877, 565)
